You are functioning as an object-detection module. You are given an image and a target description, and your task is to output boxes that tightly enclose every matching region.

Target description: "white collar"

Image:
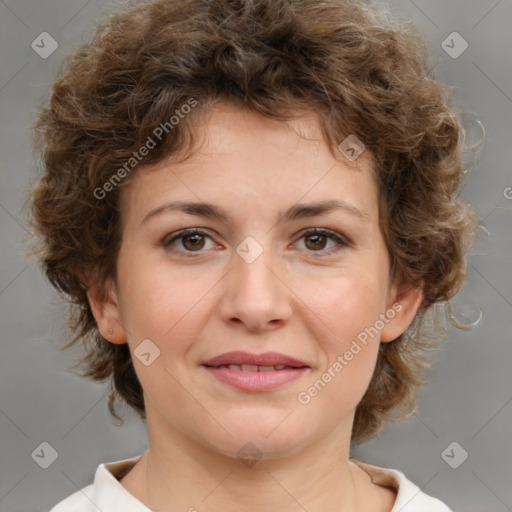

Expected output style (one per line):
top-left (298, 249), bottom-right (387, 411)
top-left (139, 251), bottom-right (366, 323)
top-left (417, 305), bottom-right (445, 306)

top-left (51, 455), bottom-right (452, 511)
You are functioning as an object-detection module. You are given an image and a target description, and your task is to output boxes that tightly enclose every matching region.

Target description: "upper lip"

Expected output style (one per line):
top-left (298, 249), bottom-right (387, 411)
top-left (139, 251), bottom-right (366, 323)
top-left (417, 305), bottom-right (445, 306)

top-left (202, 351), bottom-right (309, 368)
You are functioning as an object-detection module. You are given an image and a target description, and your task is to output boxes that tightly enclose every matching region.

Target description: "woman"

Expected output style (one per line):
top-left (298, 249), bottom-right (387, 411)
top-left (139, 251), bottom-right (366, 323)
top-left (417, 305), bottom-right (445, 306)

top-left (29, 0), bottom-right (477, 510)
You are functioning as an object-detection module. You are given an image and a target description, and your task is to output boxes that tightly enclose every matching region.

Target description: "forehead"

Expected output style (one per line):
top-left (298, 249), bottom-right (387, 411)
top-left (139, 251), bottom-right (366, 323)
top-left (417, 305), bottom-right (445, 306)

top-left (188, 104), bottom-right (373, 170)
top-left (120, 104), bottom-right (379, 224)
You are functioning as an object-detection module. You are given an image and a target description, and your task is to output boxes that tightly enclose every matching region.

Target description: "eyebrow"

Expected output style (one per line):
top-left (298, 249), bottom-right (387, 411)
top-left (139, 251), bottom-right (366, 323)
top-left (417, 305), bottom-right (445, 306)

top-left (141, 199), bottom-right (369, 226)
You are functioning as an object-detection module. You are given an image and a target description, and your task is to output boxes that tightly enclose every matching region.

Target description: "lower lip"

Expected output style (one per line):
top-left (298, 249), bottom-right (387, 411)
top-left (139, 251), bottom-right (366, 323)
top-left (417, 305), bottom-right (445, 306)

top-left (202, 366), bottom-right (309, 391)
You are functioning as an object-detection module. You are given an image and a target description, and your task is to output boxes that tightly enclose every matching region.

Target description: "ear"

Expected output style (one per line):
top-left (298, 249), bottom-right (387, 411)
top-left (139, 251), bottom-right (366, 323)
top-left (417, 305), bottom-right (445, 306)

top-left (380, 279), bottom-right (423, 343)
top-left (82, 274), bottom-right (127, 344)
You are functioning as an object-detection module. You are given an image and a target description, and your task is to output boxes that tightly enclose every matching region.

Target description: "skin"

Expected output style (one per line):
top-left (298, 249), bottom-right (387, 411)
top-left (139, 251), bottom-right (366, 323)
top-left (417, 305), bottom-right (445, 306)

top-left (87, 104), bottom-right (422, 512)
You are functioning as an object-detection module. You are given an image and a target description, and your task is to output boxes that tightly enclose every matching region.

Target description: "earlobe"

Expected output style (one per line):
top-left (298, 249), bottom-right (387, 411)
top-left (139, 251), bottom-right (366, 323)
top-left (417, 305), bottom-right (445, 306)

top-left (85, 278), bottom-right (128, 345)
top-left (380, 283), bottom-right (423, 343)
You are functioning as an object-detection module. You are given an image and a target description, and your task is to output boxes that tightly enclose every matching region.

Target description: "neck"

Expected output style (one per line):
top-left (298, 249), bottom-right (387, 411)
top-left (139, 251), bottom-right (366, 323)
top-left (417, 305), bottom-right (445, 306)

top-left (122, 413), bottom-right (366, 512)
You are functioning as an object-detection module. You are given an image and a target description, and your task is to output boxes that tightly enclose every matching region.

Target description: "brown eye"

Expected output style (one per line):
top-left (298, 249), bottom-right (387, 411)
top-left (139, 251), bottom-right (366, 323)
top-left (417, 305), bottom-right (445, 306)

top-left (181, 233), bottom-right (206, 251)
top-left (304, 233), bottom-right (328, 251)
top-left (296, 228), bottom-right (348, 255)
top-left (163, 228), bottom-right (217, 255)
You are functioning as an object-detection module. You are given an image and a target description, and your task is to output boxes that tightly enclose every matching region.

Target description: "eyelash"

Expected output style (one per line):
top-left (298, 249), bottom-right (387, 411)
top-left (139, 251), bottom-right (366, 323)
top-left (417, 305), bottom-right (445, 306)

top-left (162, 228), bottom-right (349, 258)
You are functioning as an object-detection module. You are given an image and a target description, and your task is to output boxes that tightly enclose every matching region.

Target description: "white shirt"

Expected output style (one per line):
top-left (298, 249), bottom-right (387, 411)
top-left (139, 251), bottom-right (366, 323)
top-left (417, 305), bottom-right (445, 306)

top-left (49, 455), bottom-right (452, 512)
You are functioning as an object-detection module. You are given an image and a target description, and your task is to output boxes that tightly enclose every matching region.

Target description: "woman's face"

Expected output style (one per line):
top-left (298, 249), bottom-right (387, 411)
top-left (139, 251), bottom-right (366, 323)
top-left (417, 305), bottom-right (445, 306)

top-left (97, 104), bottom-right (419, 459)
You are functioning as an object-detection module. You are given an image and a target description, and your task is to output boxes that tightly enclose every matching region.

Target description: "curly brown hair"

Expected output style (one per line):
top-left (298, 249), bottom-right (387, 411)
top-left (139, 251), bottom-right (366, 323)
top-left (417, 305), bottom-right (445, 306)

top-left (28, 0), bottom-right (477, 442)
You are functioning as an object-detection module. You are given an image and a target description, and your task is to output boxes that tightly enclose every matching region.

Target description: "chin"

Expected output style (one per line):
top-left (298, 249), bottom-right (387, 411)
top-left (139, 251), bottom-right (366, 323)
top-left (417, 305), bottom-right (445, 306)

top-left (199, 417), bottom-right (315, 462)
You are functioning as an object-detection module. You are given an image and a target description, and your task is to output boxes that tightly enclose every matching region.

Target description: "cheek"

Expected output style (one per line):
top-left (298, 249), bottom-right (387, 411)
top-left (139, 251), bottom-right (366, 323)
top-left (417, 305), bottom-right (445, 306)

top-left (117, 253), bottom-right (219, 353)
top-left (303, 266), bottom-right (389, 342)
top-left (297, 284), bottom-right (383, 420)
top-left (294, 267), bottom-right (387, 402)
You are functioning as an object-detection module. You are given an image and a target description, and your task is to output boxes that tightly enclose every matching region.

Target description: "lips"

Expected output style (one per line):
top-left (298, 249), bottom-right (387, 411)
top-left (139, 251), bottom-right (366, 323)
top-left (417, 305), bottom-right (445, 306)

top-left (201, 351), bottom-right (309, 369)
top-left (201, 351), bottom-right (310, 392)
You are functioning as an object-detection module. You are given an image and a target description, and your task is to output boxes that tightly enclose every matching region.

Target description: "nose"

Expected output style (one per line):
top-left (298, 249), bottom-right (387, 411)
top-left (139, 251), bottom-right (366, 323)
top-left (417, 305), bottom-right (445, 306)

top-left (218, 243), bottom-right (293, 333)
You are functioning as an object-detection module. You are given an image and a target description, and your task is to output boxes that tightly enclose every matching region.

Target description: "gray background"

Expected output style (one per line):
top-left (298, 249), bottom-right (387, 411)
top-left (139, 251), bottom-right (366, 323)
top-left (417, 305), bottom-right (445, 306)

top-left (0, 0), bottom-right (511, 511)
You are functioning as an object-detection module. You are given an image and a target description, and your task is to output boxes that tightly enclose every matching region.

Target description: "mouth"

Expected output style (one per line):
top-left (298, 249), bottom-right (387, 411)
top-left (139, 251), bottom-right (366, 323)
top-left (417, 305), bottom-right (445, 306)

top-left (201, 350), bottom-right (309, 369)
top-left (201, 351), bottom-right (310, 392)
top-left (203, 363), bottom-right (306, 372)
